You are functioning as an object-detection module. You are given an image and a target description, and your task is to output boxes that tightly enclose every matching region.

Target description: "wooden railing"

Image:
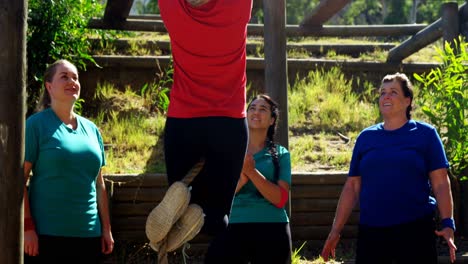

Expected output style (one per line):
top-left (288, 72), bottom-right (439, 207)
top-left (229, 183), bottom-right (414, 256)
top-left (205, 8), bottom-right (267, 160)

top-left (104, 171), bottom-right (359, 249)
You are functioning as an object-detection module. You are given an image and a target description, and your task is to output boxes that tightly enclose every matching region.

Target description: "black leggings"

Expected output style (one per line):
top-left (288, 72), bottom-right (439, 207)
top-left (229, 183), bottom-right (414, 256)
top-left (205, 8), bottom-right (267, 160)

top-left (24, 235), bottom-right (101, 264)
top-left (355, 215), bottom-right (438, 264)
top-left (164, 117), bottom-right (248, 236)
top-left (205, 222), bottom-right (292, 264)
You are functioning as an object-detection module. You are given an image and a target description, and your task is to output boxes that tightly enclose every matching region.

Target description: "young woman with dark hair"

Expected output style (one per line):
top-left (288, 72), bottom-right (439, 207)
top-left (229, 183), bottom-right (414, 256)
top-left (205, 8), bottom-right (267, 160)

top-left (205, 94), bottom-right (292, 264)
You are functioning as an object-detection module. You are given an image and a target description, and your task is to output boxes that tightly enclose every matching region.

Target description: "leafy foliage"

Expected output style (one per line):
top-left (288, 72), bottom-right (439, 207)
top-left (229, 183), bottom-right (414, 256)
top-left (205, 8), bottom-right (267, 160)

top-left (27, 0), bottom-right (106, 115)
top-left (414, 37), bottom-right (468, 179)
top-left (140, 59), bottom-right (172, 114)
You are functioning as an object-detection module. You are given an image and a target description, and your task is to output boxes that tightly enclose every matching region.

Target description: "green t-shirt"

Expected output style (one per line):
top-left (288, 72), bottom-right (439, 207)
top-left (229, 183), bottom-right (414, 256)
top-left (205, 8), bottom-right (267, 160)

top-left (25, 108), bottom-right (106, 237)
top-left (229, 145), bottom-right (291, 223)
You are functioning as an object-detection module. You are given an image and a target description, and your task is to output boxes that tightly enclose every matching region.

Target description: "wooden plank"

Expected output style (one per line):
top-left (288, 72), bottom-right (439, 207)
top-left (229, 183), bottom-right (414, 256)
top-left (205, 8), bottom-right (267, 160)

top-left (88, 19), bottom-right (426, 37)
top-left (112, 203), bottom-right (156, 216)
top-left (291, 225), bottom-right (358, 240)
top-left (106, 173), bottom-right (168, 188)
top-left (291, 198), bottom-right (340, 212)
top-left (88, 38), bottom-right (394, 57)
top-left (287, 43), bottom-right (396, 55)
top-left (113, 229), bottom-right (211, 243)
top-left (291, 212), bottom-right (359, 226)
top-left (112, 224), bottom-right (358, 242)
top-left (291, 185), bottom-right (344, 199)
top-left (293, 172), bottom-right (347, 185)
top-left (90, 55), bottom-right (442, 75)
top-left (111, 212), bottom-right (360, 232)
top-left (112, 188), bottom-right (166, 202)
top-left (103, 0), bottom-right (134, 25)
top-left (300, 0), bottom-right (352, 26)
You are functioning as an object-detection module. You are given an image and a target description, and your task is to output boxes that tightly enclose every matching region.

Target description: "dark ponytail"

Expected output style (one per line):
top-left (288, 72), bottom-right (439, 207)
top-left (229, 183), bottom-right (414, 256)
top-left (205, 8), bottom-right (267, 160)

top-left (248, 94), bottom-right (280, 180)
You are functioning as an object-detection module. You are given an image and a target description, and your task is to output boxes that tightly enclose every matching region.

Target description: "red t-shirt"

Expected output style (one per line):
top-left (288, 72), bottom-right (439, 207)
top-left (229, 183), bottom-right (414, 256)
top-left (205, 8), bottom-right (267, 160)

top-left (159, 0), bottom-right (252, 118)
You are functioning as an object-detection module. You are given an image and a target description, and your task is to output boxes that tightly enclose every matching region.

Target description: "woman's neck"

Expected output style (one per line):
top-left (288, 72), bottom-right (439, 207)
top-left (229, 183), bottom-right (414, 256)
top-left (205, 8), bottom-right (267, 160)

top-left (51, 103), bottom-right (76, 126)
top-left (248, 130), bottom-right (267, 154)
top-left (383, 116), bottom-right (408, 130)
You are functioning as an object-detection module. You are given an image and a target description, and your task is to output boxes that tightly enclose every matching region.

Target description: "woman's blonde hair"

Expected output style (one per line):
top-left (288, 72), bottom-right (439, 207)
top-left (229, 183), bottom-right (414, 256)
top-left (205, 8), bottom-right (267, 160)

top-left (36, 59), bottom-right (77, 112)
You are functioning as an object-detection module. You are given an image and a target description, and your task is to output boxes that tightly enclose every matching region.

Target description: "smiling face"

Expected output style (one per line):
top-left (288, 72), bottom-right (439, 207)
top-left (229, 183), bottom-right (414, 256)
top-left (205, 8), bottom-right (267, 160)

top-left (379, 79), bottom-right (411, 120)
top-left (247, 98), bottom-right (275, 130)
top-left (45, 61), bottom-right (80, 106)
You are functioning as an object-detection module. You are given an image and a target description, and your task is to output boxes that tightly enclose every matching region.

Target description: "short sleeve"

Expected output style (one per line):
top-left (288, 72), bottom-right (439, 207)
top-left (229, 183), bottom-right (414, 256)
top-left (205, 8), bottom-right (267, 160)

top-left (425, 126), bottom-right (449, 172)
top-left (278, 146), bottom-right (292, 185)
top-left (25, 118), bottom-right (39, 164)
top-left (348, 133), bottom-right (363, 177)
top-left (95, 128), bottom-right (106, 167)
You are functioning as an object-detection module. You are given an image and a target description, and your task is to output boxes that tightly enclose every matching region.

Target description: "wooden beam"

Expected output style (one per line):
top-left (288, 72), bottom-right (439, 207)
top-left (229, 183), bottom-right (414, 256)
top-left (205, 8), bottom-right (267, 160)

top-left (262, 0), bottom-right (289, 149)
top-left (442, 2), bottom-right (460, 52)
top-left (300, 0), bottom-right (352, 26)
top-left (88, 18), bottom-right (426, 37)
top-left (0, 0), bottom-right (27, 263)
top-left (263, 0), bottom-right (289, 217)
top-left (387, 2), bottom-right (466, 63)
top-left (103, 0), bottom-right (134, 25)
top-left (460, 1), bottom-right (468, 39)
top-left (295, 24), bottom-right (426, 37)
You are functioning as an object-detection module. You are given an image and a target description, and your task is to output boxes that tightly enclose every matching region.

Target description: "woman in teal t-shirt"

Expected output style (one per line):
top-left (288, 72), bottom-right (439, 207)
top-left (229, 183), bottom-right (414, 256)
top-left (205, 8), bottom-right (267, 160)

top-left (23, 60), bottom-right (114, 263)
top-left (205, 94), bottom-right (292, 264)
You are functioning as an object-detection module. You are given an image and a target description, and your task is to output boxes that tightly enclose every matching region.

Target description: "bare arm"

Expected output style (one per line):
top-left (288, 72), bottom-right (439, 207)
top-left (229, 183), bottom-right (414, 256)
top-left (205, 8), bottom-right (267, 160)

top-left (430, 168), bottom-right (457, 263)
top-left (321, 176), bottom-right (361, 261)
top-left (23, 161), bottom-right (39, 256)
top-left (96, 171), bottom-right (114, 254)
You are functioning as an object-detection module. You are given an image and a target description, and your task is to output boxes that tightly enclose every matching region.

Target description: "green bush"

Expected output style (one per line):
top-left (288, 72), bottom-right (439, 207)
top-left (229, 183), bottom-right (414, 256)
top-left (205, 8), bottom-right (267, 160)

top-left (414, 37), bottom-right (468, 179)
top-left (27, 0), bottom-right (106, 115)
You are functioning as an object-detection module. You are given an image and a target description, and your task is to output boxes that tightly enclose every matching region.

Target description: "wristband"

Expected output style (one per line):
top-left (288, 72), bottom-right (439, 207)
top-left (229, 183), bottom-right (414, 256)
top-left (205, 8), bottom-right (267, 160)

top-left (24, 217), bottom-right (36, 232)
top-left (441, 217), bottom-right (456, 232)
top-left (275, 186), bottom-right (289, 208)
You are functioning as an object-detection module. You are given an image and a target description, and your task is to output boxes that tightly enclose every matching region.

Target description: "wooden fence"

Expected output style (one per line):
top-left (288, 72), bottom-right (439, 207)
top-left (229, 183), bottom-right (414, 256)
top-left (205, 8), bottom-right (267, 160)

top-left (105, 171), bottom-right (359, 251)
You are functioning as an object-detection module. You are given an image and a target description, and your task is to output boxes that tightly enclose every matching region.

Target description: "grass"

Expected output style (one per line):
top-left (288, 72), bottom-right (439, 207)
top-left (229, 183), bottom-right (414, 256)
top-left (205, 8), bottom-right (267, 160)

top-left (85, 66), bottom-right (388, 174)
top-left (88, 31), bottom-right (441, 62)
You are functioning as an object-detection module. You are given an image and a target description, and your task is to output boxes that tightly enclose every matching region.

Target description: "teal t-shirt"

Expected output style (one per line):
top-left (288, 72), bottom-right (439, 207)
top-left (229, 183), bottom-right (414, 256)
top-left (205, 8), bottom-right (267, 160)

top-left (229, 144), bottom-right (291, 223)
top-left (25, 108), bottom-right (106, 237)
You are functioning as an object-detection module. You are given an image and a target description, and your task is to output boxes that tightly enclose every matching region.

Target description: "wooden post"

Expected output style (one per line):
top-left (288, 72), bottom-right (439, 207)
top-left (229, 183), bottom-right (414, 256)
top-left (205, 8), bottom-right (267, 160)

top-left (103, 0), bottom-right (134, 26)
top-left (0, 0), bottom-right (27, 264)
top-left (460, 1), bottom-right (468, 39)
top-left (262, 0), bottom-right (288, 149)
top-left (262, 0), bottom-right (290, 218)
top-left (442, 2), bottom-right (460, 52)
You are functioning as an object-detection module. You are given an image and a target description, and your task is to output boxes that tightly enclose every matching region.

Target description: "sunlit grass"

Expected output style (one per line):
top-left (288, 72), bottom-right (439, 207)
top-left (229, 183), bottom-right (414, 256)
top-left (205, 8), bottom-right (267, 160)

top-left (90, 32), bottom-right (441, 62)
top-left (85, 66), bottom-right (431, 174)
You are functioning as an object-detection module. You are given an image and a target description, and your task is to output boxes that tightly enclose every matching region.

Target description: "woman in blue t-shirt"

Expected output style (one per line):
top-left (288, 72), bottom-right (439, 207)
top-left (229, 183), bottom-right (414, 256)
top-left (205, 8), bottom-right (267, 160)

top-left (321, 73), bottom-right (457, 264)
top-left (23, 60), bottom-right (114, 263)
top-left (205, 94), bottom-right (292, 264)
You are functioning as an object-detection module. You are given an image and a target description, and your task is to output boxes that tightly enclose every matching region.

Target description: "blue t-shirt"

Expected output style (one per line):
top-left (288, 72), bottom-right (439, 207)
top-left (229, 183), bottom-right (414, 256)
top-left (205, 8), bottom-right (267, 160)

top-left (25, 108), bottom-right (106, 237)
top-left (349, 120), bottom-right (449, 227)
top-left (229, 144), bottom-right (291, 223)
